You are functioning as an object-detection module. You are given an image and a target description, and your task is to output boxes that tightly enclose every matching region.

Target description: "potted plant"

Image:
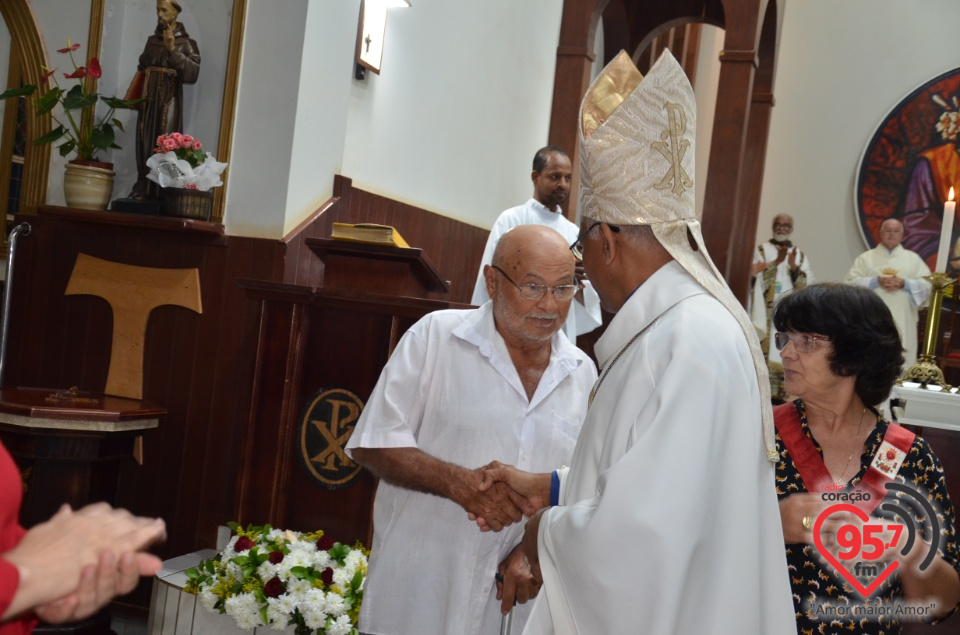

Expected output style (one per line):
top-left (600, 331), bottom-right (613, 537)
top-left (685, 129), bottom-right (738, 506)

top-left (146, 132), bottom-right (228, 221)
top-left (0, 40), bottom-right (141, 210)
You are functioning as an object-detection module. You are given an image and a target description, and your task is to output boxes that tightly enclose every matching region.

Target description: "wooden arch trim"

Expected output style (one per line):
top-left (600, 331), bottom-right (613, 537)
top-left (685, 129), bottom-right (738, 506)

top-left (0, 0), bottom-right (50, 212)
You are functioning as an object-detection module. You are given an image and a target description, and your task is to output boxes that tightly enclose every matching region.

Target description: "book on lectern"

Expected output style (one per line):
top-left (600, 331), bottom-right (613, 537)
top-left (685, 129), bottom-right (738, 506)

top-left (330, 222), bottom-right (410, 248)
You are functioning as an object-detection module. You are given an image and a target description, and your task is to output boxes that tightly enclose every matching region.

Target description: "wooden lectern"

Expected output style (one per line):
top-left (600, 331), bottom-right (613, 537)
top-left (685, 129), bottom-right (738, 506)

top-left (306, 238), bottom-right (448, 298)
top-left (238, 240), bottom-right (459, 546)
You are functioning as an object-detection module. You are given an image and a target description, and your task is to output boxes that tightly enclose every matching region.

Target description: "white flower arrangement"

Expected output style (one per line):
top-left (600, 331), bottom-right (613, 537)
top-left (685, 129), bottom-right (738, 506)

top-left (146, 132), bottom-right (228, 191)
top-left (185, 523), bottom-right (367, 635)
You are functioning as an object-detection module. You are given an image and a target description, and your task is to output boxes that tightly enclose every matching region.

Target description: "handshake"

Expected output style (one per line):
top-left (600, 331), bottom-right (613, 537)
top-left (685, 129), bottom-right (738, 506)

top-left (458, 461), bottom-right (553, 532)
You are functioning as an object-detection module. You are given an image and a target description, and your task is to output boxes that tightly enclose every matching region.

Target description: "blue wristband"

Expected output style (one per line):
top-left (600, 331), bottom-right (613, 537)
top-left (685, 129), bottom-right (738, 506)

top-left (550, 470), bottom-right (560, 507)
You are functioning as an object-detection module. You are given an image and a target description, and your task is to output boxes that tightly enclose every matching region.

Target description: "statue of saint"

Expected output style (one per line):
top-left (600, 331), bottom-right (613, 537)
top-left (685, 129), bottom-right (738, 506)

top-left (129, 0), bottom-right (201, 199)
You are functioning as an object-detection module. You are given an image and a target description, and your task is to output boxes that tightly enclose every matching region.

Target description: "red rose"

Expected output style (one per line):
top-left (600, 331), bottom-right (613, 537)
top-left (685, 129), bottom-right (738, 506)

top-left (264, 576), bottom-right (285, 598)
top-left (234, 536), bottom-right (255, 552)
top-left (316, 535), bottom-right (335, 551)
top-left (886, 449), bottom-right (896, 460)
top-left (269, 550), bottom-right (284, 564)
top-left (321, 567), bottom-right (334, 585)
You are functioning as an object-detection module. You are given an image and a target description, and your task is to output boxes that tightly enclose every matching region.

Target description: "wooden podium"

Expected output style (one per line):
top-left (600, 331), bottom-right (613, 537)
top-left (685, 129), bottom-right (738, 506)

top-left (237, 241), bottom-right (459, 546)
top-left (306, 238), bottom-right (448, 298)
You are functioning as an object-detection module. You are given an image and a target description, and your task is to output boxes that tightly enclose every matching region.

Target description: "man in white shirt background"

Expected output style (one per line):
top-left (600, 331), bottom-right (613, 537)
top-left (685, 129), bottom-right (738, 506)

top-left (471, 147), bottom-right (601, 342)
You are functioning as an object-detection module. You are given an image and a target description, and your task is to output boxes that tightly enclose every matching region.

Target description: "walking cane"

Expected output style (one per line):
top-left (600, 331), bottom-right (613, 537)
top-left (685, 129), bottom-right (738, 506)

top-left (500, 608), bottom-right (513, 635)
top-left (495, 572), bottom-right (514, 635)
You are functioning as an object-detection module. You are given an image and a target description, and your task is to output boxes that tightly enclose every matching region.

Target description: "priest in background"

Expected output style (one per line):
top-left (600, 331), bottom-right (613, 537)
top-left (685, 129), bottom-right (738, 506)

top-left (749, 213), bottom-right (814, 402)
top-left (845, 218), bottom-right (931, 367)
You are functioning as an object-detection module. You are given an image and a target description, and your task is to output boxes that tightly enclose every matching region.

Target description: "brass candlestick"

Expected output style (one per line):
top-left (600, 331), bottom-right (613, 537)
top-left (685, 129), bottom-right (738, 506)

top-left (898, 272), bottom-right (955, 390)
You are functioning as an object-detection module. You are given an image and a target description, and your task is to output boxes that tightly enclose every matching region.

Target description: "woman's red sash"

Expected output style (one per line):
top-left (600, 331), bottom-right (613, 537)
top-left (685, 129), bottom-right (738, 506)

top-left (773, 401), bottom-right (915, 515)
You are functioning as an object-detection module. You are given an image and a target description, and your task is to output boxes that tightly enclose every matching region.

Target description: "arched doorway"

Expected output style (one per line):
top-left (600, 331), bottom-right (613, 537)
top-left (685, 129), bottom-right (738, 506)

top-left (0, 0), bottom-right (50, 227)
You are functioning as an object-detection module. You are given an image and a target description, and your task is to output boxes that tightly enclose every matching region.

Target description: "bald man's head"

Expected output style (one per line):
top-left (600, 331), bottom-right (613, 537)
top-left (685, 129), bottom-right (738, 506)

top-left (879, 218), bottom-right (904, 250)
top-left (485, 225), bottom-right (577, 345)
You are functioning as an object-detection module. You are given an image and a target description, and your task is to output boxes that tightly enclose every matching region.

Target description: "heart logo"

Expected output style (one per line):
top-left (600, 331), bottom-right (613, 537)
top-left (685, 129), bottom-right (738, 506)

top-left (813, 503), bottom-right (899, 597)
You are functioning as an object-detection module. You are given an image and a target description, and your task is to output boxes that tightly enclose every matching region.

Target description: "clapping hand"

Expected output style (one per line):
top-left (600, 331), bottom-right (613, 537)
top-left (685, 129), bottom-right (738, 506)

top-left (3, 503), bottom-right (165, 622)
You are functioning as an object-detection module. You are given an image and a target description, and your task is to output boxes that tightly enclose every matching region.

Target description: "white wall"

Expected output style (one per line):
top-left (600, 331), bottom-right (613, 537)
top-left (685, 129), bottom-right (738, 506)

top-left (341, 0), bottom-right (564, 230)
top-left (224, 0), bottom-right (308, 237)
top-left (759, 0), bottom-right (960, 282)
top-left (280, 0), bottom-right (358, 237)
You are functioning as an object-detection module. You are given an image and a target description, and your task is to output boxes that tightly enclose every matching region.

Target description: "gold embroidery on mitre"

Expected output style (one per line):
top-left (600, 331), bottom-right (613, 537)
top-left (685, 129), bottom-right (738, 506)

top-left (651, 101), bottom-right (693, 196)
top-left (581, 50), bottom-right (643, 139)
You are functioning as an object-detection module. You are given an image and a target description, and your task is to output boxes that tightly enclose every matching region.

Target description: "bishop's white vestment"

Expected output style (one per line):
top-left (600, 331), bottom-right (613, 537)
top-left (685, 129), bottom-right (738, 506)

top-left (471, 198), bottom-right (602, 341)
top-left (345, 303), bottom-right (596, 635)
top-left (523, 262), bottom-right (796, 635)
top-left (844, 244), bottom-right (931, 367)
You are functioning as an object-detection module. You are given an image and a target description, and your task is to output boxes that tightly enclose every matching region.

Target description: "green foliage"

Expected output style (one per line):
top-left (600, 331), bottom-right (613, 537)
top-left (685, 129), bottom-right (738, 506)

top-left (0, 41), bottom-right (142, 161)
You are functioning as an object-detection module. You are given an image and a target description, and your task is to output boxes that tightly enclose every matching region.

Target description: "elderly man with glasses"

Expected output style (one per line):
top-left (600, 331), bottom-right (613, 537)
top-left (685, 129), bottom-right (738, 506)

top-left (748, 213), bottom-right (815, 403)
top-left (345, 224), bottom-right (596, 635)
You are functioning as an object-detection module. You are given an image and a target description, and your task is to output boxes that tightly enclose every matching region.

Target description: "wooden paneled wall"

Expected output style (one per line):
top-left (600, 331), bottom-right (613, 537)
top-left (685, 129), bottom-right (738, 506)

top-left (2, 183), bottom-right (488, 606)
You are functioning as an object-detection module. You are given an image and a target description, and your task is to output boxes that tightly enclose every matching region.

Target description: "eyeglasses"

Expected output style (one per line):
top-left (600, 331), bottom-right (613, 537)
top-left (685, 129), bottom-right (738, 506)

top-left (773, 223), bottom-right (792, 231)
top-left (774, 332), bottom-right (830, 353)
top-left (491, 265), bottom-right (578, 302)
top-left (569, 221), bottom-right (621, 261)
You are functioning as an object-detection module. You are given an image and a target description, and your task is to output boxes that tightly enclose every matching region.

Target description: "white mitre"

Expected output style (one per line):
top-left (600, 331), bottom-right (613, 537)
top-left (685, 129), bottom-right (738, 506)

top-left (579, 49), bottom-right (777, 461)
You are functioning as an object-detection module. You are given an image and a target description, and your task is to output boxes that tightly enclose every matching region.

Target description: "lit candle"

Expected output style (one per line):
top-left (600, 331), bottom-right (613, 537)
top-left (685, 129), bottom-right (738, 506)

top-left (936, 187), bottom-right (956, 274)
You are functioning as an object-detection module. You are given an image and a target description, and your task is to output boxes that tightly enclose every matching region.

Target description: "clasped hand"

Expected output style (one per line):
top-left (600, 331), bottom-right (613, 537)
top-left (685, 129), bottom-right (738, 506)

top-left (463, 462), bottom-right (550, 532)
top-left (454, 463), bottom-right (543, 532)
top-left (878, 275), bottom-right (905, 291)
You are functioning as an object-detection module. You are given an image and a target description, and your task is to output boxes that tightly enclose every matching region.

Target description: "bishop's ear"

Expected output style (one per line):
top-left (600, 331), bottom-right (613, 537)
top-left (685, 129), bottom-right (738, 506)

top-left (599, 223), bottom-right (618, 265)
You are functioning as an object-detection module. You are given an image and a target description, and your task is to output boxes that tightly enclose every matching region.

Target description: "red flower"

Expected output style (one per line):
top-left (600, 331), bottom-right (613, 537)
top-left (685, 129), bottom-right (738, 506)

top-left (316, 535), bottom-right (335, 551)
top-left (321, 567), bottom-right (334, 585)
top-left (64, 67), bottom-right (88, 79)
top-left (39, 68), bottom-right (57, 84)
top-left (57, 43), bottom-right (81, 53)
top-left (263, 576), bottom-right (285, 598)
top-left (268, 550), bottom-right (284, 564)
top-left (234, 536), bottom-right (255, 552)
top-left (886, 449), bottom-right (896, 460)
top-left (87, 58), bottom-right (102, 79)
